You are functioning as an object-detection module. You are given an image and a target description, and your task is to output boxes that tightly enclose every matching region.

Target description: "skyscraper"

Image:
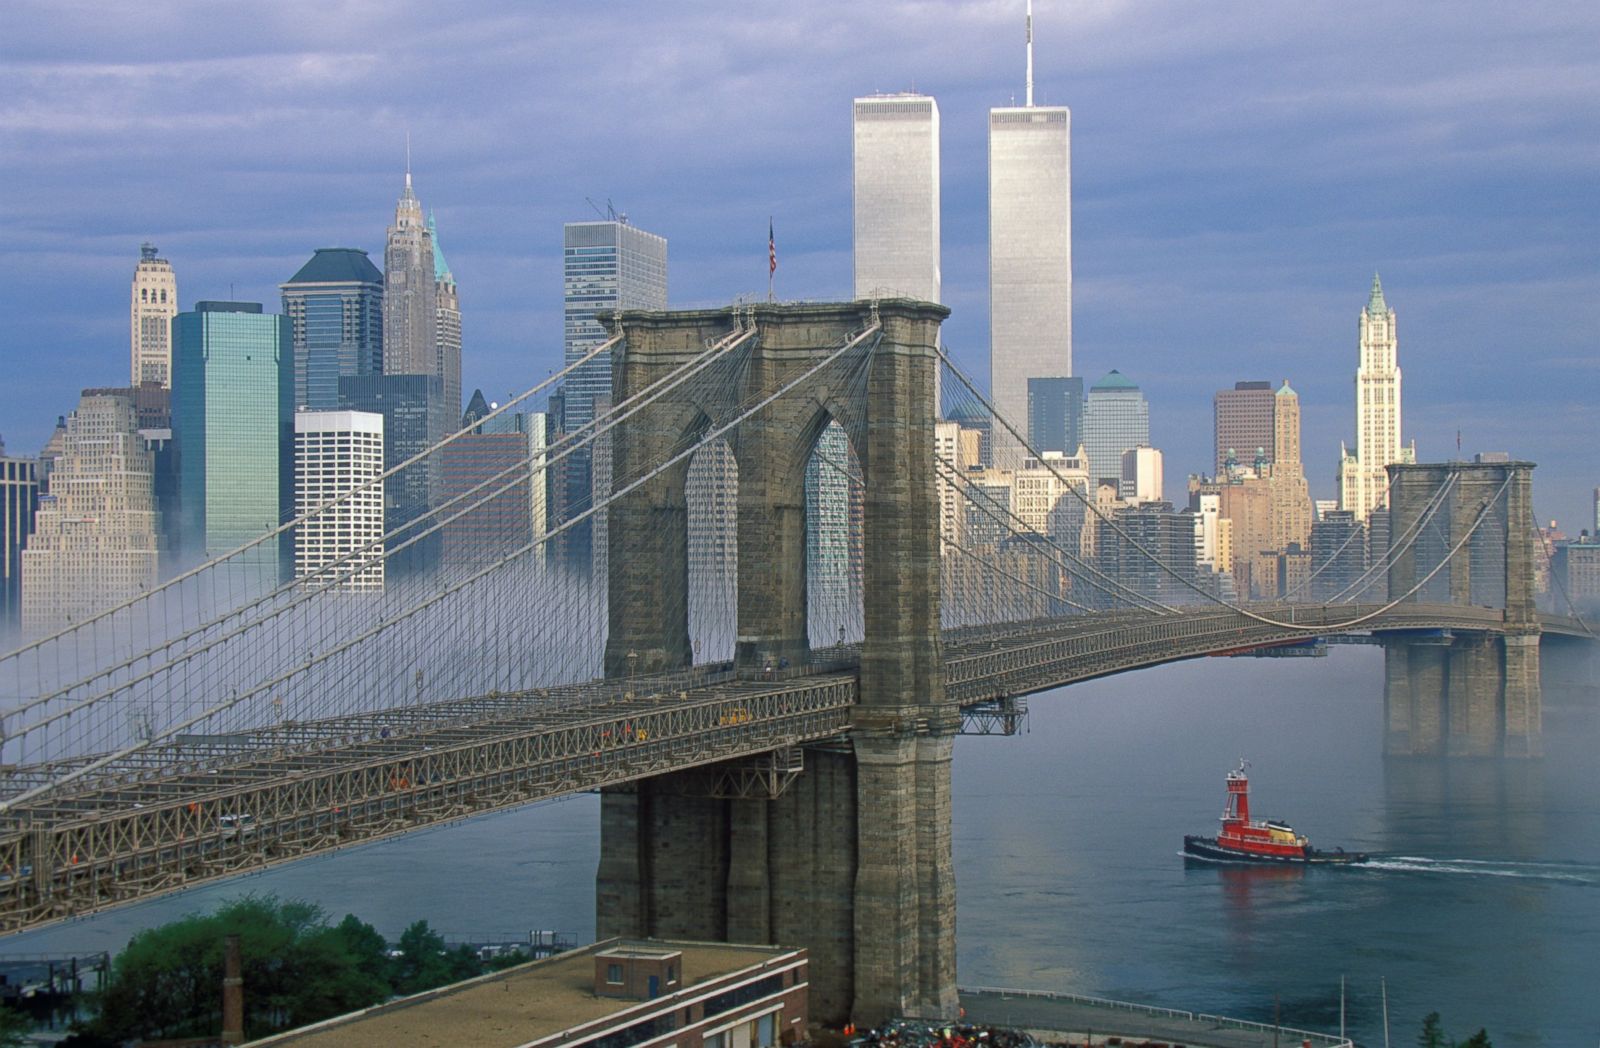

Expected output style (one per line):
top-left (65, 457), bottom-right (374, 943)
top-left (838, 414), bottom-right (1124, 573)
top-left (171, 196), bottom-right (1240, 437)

top-left (1270, 380), bottom-right (1313, 551)
top-left (438, 430), bottom-right (537, 571)
top-left (172, 302), bottom-right (293, 577)
top-left (1082, 370), bottom-right (1149, 493)
top-left (383, 170), bottom-right (439, 397)
top-left (561, 219), bottom-right (667, 574)
top-left (989, 2), bottom-right (1071, 467)
top-left (852, 94), bottom-right (941, 304)
top-left (21, 393), bottom-right (159, 635)
top-left (1027, 375), bottom-right (1084, 455)
top-left (430, 212), bottom-right (463, 423)
top-left (294, 410), bottom-right (384, 591)
top-left (1214, 380), bottom-right (1275, 476)
top-left (280, 248), bottom-right (384, 412)
top-left (131, 243), bottom-right (178, 387)
top-left (1338, 274), bottom-right (1413, 520)
top-left (562, 220), bottom-right (668, 433)
top-left (1, 441), bottom-right (38, 633)
top-left (339, 373), bottom-right (450, 576)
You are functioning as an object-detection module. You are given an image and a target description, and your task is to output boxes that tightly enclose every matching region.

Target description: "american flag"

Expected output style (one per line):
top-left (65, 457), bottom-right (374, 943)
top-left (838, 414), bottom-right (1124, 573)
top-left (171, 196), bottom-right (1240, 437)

top-left (768, 218), bottom-right (777, 275)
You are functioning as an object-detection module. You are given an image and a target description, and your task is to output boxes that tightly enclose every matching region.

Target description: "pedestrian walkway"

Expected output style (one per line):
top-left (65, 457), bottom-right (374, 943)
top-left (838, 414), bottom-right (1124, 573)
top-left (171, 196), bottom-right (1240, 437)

top-left (959, 987), bottom-right (1353, 1048)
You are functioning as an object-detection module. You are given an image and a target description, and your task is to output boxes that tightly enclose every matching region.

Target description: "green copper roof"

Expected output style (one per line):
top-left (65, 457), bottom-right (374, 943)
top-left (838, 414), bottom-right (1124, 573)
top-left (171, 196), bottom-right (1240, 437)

top-left (286, 248), bottom-right (382, 286)
top-left (1276, 379), bottom-right (1297, 397)
top-left (1365, 272), bottom-right (1388, 315)
top-left (1090, 369), bottom-right (1139, 392)
top-left (428, 211), bottom-right (452, 282)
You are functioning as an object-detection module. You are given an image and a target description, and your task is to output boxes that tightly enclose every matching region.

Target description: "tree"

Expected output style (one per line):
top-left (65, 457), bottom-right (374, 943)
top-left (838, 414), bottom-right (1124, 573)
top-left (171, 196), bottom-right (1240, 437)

top-left (91, 895), bottom-right (390, 1043)
top-left (390, 920), bottom-right (481, 996)
top-left (1418, 1012), bottom-right (1448, 1048)
top-left (1458, 1030), bottom-right (1493, 1048)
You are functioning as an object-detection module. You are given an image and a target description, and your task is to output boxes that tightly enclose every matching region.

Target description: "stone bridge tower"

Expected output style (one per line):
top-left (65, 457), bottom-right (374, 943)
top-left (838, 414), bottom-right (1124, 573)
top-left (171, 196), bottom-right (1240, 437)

top-left (1382, 460), bottom-right (1540, 757)
top-left (595, 300), bottom-right (955, 1024)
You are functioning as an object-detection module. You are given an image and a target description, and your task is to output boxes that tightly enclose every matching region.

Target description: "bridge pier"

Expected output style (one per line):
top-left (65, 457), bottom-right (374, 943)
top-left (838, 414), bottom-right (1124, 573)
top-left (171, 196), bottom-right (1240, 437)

top-left (1382, 459), bottom-right (1541, 758)
top-left (596, 301), bottom-right (954, 1026)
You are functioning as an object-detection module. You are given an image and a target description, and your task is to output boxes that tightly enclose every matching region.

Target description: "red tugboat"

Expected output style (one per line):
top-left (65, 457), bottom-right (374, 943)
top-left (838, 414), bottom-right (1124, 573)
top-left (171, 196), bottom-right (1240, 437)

top-left (1184, 760), bottom-right (1368, 865)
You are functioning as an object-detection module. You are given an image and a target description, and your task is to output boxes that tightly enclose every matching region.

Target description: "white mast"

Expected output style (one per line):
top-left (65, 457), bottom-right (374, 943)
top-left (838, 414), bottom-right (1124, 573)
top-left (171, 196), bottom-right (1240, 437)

top-left (1025, 0), bottom-right (1035, 106)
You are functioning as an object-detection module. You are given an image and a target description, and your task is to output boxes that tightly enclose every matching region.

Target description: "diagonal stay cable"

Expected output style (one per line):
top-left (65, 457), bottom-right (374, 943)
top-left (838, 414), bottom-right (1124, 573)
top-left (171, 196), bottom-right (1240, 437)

top-left (937, 343), bottom-right (1515, 634)
top-left (0, 320), bottom-right (884, 809)
top-left (2, 319), bottom-right (763, 738)
top-left (0, 334), bottom-right (627, 668)
top-left (932, 455), bottom-right (1172, 613)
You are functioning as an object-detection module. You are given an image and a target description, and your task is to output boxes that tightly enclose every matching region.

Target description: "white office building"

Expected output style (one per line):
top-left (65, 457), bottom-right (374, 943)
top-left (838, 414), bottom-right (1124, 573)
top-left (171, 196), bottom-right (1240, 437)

top-left (21, 393), bottom-right (159, 635)
top-left (1337, 274), bottom-right (1414, 521)
top-left (294, 410), bottom-right (385, 591)
top-left (853, 94), bottom-right (941, 306)
top-left (131, 243), bottom-right (178, 388)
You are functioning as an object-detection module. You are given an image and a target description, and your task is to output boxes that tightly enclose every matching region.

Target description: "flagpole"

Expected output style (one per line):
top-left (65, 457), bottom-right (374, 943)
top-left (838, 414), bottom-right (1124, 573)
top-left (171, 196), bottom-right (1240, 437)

top-left (768, 216), bottom-right (775, 303)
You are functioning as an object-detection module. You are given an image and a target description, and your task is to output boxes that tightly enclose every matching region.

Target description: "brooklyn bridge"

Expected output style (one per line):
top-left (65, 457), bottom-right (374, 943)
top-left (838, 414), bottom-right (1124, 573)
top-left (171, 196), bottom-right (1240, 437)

top-left (0, 300), bottom-right (1590, 1023)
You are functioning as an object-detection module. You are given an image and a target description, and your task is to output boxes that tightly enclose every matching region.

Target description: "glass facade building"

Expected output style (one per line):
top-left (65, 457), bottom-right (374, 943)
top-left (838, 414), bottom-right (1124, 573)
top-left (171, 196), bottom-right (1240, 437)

top-left (281, 248), bottom-right (384, 413)
top-left (339, 373), bottom-right (450, 577)
top-left (989, 103), bottom-right (1071, 468)
top-left (172, 302), bottom-right (293, 579)
top-left (562, 221), bottom-right (668, 433)
top-left (1, 447), bottom-right (38, 634)
top-left (1082, 370), bottom-right (1149, 494)
top-left (561, 220), bottom-right (667, 575)
top-left (1027, 375), bottom-right (1083, 456)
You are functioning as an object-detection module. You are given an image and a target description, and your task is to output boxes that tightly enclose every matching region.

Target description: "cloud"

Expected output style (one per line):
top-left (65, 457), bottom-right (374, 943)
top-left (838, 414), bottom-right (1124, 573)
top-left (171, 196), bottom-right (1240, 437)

top-left (2, 0), bottom-right (1597, 527)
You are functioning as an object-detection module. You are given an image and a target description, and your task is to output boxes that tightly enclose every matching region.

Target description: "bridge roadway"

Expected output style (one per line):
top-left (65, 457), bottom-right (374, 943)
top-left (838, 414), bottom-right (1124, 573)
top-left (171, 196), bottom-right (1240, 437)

top-left (0, 602), bottom-right (1586, 934)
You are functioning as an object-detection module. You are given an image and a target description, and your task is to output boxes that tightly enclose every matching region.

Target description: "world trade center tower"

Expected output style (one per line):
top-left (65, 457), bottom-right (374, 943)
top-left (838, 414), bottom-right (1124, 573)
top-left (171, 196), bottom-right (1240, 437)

top-left (989, 3), bottom-right (1071, 468)
top-left (852, 93), bottom-right (941, 307)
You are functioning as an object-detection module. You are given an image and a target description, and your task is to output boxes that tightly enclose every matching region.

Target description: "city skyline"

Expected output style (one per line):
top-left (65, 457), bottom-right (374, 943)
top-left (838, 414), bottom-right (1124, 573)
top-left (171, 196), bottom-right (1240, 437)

top-left (2, 2), bottom-right (1595, 528)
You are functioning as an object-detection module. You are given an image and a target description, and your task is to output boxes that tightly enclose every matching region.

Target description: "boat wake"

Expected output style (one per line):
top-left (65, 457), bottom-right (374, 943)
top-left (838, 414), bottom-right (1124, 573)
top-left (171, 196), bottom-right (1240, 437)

top-left (1364, 855), bottom-right (1600, 885)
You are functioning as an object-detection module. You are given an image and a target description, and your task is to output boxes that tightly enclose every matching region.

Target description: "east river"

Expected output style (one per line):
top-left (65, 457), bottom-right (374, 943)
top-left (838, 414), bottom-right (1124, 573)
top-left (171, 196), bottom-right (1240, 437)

top-left (7, 647), bottom-right (1597, 1046)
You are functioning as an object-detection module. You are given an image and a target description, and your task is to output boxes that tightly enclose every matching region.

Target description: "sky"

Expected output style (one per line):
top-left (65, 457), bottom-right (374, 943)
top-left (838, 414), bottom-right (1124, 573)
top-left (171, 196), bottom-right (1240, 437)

top-left (3, 1), bottom-right (1597, 529)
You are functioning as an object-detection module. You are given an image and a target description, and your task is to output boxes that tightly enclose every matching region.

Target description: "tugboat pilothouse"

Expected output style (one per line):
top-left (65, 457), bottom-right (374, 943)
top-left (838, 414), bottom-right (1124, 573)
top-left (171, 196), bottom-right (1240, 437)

top-left (1184, 760), bottom-right (1368, 865)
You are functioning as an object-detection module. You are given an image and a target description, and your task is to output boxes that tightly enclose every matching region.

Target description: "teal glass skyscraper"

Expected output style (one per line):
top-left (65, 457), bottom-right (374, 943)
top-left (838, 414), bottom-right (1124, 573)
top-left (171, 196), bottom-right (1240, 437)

top-left (280, 248), bottom-right (384, 412)
top-left (173, 301), bottom-right (293, 578)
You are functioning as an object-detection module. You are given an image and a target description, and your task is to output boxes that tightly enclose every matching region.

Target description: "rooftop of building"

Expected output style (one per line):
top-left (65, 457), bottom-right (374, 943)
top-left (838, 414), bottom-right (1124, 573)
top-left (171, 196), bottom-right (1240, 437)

top-left (284, 248), bottom-right (383, 287)
top-left (194, 301), bottom-right (263, 314)
top-left (249, 939), bottom-right (799, 1048)
top-left (1090, 369), bottom-right (1139, 392)
top-left (427, 212), bottom-right (452, 281)
top-left (1366, 272), bottom-right (1389, 315)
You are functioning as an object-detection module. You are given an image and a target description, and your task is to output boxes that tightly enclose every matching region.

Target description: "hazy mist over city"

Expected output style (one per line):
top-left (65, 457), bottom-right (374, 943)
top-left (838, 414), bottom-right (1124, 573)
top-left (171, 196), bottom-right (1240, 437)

top-left (4, 1), bottom-right (1596, 527)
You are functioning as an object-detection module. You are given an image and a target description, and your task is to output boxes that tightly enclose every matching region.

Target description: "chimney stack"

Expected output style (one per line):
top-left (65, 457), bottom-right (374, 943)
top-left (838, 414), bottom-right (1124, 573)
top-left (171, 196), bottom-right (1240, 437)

top-left (221, 933), bottom-right (244, 1045)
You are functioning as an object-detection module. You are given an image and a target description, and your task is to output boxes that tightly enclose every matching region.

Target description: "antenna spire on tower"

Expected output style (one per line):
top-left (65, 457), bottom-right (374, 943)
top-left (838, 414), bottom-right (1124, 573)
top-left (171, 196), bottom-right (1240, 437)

top-left (405, 130), bottom-right (412, 190)
top-left (1025, 0), bottom-right (1034, 107)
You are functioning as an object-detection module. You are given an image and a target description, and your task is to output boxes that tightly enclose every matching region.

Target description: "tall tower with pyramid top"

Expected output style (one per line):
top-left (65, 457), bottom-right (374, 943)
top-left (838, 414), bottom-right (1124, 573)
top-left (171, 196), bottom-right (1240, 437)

top-left (1338, 274), bottom-right (1414, 521)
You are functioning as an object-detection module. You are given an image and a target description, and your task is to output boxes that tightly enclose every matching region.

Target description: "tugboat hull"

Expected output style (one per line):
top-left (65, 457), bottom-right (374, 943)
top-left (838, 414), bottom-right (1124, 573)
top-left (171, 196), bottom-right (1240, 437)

top-left (1184, 834), bottom-right (1368, 866)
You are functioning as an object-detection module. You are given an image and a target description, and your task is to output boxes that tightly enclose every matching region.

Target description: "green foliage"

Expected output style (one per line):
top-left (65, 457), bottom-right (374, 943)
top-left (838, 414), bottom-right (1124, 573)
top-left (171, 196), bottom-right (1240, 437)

top-left (92, 895), bottom-right (390, 1043)
top-left (1417, 1012), bottom-right (1494, 1048)
top-left (1418, 1012), bottom-right (1448, 1048)
top-left (390, 920), bottom-right (481, 996)
top-left (0, 1005), bottom-right (31, 1048)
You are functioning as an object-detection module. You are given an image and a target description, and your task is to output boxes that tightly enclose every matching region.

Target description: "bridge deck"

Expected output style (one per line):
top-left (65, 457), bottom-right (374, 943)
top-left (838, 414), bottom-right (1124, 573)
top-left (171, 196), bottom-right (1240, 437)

top-left (0, 603), bottom-right (1584, 934)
